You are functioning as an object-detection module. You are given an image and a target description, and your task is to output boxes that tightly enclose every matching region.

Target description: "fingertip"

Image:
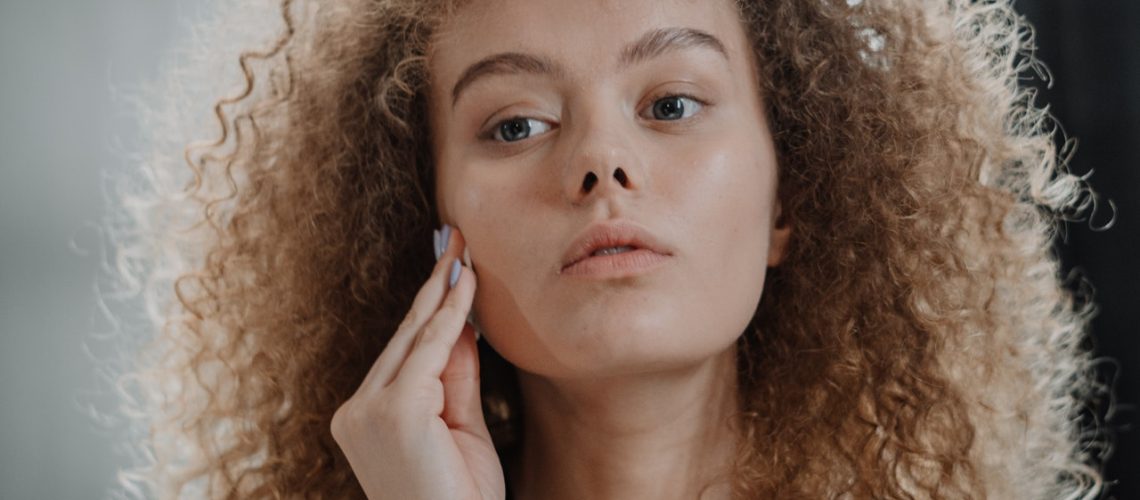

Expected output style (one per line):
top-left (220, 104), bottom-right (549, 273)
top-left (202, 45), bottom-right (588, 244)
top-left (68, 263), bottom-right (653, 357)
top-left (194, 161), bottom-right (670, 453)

top-left (453, 255), bottom-right (477, 289)
top-left (447, 224), bottom-right (466, 249)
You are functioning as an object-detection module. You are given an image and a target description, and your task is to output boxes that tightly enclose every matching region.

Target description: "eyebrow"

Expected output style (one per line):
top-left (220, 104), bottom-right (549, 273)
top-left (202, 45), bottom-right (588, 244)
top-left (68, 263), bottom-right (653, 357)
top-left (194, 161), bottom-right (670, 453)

top-left (449, 26), bottom-right (729, 109)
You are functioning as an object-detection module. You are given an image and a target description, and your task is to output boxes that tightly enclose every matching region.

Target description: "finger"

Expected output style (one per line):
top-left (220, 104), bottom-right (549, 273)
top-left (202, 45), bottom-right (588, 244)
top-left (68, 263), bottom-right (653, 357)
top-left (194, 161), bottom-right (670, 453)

top-left (357, 226), bottom-right (467, 391)
top-left (394, 259), bottom-right (476, 386)
top-left (440, 322), bottom-right (490, 436)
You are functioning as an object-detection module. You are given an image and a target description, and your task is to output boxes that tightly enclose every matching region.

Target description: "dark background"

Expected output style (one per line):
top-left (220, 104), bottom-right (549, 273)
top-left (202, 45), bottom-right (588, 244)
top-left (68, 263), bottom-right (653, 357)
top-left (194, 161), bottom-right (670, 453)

top-left (1017, 1), bottom-right (1139, 498)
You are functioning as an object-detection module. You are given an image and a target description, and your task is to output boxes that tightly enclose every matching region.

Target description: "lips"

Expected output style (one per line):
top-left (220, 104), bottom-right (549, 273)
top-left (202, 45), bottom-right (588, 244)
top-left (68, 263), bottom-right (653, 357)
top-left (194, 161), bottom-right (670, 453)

top-left (560, 220), bottom-right (673, 272)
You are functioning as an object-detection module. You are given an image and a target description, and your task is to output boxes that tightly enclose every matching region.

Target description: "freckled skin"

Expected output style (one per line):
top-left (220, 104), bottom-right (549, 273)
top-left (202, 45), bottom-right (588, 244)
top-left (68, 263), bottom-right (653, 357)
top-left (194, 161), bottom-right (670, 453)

top-left (430, 0), bottom-right (788, 379)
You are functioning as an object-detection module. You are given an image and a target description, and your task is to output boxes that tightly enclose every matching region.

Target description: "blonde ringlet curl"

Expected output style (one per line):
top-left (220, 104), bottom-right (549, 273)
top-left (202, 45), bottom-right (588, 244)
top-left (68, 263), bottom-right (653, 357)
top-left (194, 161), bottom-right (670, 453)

top-left (105, 0), bottom-right (1111, 498)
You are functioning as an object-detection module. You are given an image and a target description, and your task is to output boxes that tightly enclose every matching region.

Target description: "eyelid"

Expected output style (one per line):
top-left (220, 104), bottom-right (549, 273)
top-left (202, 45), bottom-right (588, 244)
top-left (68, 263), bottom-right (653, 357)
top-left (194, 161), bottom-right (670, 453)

top-left (479, 116), bottom-right (557, 143)
top-left (638, 92), bottom-right (708, 120)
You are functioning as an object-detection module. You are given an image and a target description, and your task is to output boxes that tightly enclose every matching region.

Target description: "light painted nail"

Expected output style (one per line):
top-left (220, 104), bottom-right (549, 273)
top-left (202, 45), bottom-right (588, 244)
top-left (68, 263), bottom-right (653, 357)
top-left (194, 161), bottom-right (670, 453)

top-left (440, 224), bottom-right (452, 255)
top-left (433, 229), bottom-right (441, 261)
top-left (448, 258), bottom-right (461, 288)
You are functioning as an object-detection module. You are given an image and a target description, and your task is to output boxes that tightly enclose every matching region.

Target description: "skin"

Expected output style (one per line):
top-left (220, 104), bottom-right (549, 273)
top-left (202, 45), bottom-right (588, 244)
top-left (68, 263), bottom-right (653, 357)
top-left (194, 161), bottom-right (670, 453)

top-left (426, 0), bottom-right (791, 498)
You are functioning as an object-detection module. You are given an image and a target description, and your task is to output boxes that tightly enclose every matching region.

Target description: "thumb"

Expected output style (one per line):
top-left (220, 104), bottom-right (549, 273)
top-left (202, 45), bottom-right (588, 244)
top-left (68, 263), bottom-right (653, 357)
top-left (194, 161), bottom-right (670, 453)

top-left (440, 321), bottom-right (490, 437)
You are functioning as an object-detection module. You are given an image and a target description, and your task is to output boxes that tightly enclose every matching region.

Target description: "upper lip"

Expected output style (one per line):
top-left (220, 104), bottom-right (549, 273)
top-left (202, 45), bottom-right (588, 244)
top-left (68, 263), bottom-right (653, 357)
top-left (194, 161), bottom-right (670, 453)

top-left (560, 219), bottom-right (673, 271)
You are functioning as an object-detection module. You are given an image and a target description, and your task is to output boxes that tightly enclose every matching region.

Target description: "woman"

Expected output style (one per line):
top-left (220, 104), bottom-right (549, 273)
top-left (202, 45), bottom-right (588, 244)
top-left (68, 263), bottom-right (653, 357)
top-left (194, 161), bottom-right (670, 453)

top-left (111, 0), bottom-right (1109, 498)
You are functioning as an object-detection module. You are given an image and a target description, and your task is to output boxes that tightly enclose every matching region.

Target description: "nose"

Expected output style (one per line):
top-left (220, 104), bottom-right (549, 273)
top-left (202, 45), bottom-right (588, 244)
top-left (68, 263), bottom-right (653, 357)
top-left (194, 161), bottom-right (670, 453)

top-left (561, 112), bottom-right (642, 206)
top-left (576, 164), bottom-right (631, 200)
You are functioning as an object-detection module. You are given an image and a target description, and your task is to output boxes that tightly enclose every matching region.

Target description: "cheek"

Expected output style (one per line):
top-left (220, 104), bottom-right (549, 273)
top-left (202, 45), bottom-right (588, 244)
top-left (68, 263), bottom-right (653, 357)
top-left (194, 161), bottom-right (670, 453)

top-left (451, 177), bottom-right (532, 276)
top-left (668, 137), bottom-right (775, 334)
top-left (447, 172), bottom-right (546, 338)
top-left (670, 139), bottom-right (775, 265)
top-left (446, 158), bottom-right (526, 241)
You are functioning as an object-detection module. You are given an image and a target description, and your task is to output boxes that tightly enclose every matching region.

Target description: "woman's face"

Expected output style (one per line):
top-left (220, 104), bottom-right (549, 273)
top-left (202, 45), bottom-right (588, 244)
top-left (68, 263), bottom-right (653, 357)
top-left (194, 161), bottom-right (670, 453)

top-left (428, 0), bottom-right (789, 379)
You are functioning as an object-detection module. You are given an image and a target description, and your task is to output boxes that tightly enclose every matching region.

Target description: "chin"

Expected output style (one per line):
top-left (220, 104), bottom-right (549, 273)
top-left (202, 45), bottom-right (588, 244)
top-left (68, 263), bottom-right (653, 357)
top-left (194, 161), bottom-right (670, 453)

top-left (495, 310), bottom-right (739, 379)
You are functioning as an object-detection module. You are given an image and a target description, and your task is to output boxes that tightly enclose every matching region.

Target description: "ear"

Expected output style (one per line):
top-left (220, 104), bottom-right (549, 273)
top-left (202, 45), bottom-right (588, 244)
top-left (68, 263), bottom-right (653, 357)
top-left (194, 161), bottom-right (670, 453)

top-left (767, 201), bottom-right (792, 267)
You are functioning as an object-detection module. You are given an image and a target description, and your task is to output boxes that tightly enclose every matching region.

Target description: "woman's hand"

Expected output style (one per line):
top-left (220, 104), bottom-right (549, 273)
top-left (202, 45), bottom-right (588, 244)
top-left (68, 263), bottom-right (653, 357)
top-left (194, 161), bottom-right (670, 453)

top-left (331, 226), bottom-right (504, 500)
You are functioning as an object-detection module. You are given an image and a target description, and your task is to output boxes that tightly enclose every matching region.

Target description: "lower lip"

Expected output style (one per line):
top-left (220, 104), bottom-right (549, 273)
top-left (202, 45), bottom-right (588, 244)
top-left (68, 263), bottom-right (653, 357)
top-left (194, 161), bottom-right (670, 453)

top-left (560, 249), bottom-right (671, 278)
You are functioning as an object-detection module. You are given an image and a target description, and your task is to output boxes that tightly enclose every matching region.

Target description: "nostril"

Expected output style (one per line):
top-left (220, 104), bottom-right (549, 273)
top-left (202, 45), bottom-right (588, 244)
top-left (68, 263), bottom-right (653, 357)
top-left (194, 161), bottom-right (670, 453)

top-left (582, 172), bottom-right (598, 192)
top-left (614, 168), bottom-right (628, 186)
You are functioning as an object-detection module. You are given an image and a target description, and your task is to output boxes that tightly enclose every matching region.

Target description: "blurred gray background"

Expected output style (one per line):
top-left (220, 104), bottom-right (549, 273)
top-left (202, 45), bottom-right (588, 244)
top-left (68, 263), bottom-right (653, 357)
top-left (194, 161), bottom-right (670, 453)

top-left (0, 1), bottom-right (1135, 499)
top-left (0, 1), bottom-right (202, 498)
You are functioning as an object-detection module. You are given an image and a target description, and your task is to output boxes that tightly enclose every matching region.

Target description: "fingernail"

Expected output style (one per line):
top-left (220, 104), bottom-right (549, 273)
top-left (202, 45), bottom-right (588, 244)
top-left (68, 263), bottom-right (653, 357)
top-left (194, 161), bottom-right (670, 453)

top-left (448, 258), bottom-right (461, 288)
top-left (440, 224), bottom-right (452, 255)
top-left (433, 228), bottom-right (441, 261)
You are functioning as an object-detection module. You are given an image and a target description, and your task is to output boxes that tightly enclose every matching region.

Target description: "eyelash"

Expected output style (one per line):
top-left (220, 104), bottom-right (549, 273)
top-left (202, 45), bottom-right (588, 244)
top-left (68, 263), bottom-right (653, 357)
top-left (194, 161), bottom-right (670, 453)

top-left (480, 92), bottom-right (709, 144)
top-left (644, 91), bottom-right (707, 123)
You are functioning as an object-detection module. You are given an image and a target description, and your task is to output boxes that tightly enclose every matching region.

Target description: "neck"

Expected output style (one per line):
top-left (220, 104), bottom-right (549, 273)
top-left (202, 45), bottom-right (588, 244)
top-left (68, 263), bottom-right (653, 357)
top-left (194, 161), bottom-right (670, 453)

top-left (508, 345), bottom-right (742, 500)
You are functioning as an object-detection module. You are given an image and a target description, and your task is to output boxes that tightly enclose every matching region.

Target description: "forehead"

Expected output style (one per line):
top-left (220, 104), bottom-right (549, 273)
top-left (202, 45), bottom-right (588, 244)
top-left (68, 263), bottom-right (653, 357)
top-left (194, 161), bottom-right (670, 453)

top-left (427, 0), bottom-right (752, 97)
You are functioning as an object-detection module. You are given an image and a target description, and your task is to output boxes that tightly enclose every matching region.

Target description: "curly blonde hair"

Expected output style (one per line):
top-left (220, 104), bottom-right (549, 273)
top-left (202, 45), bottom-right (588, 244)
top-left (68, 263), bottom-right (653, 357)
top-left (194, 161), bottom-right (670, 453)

top-left (107, 0), bottom-right (1110, 497)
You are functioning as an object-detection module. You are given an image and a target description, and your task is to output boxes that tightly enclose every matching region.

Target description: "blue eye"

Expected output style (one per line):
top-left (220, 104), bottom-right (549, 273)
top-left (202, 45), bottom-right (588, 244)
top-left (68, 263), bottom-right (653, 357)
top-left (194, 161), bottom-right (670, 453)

top-left (650, 95), bottom-right (702, 120)
top-left (490, 117), bottom-right (553, 143)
